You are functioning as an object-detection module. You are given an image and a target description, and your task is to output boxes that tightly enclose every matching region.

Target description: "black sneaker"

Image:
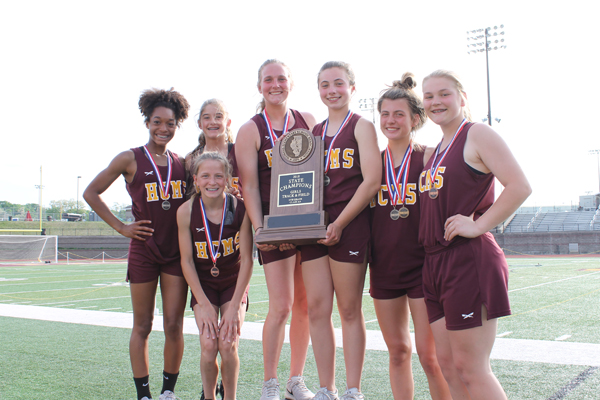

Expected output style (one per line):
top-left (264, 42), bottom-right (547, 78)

top-left (218, 381), bottom-right (224, 399)
top-left (199, 386), bottom-right (218, 400)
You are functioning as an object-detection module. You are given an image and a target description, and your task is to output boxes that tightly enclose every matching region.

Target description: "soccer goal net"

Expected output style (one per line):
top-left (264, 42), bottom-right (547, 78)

top-left (0, 235), bottom-right (58, 264)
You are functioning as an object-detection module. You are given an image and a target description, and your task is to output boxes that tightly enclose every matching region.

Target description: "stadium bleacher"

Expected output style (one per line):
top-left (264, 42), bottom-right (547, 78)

top-left (503, 208), bottom-right (600, 233)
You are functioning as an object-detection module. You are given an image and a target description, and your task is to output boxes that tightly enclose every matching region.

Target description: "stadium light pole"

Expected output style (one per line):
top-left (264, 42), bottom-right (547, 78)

top-left (467, 25), bottom-right (506, 126)
top-left (77, 175), bottom-right (82, 213)
top-left (590, 150), bottom-right (600, 194)
top-left (34, 166), bottom-right (44, 231)
top-left (359, 97), bottom-right (376, 124)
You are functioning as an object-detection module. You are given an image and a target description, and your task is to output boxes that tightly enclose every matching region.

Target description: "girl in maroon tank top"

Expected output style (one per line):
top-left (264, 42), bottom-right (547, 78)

top-left (234, 59), bottom-right (317, 400)
top-left (301, 62), bottom-right (381, 400)
top-left (177, 151), bottom-right (253, 400)
top-left (185, 99), bottom-right (241, 199)
top-left (83, 88), bottom-right (191, 400)
top-left (420, 70), bottom-right (531, 400)
top-left (370, 74), bottom-right (451, 400)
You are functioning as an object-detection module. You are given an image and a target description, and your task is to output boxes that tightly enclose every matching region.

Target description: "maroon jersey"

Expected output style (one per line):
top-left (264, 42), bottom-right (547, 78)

top-left (244, 109), bottom-right (310, 203)
top-left (418, 123), bottom-right (495, 251)
top-left (228, 143), bottom-right (243, 197)
top-left (190, 195), bottom-right (246, 286)
top-left (370, 144), bottom-right (425, 289)
top-left (313, 113), bottom-right (363, 207)
top-left (126, 147), bottom-right (186, 263)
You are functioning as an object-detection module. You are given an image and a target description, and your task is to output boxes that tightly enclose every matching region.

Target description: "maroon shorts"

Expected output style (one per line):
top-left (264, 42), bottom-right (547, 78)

top-left (301, 203), bottom-right (370, 264)
top-left (191, 282), bottom-right (250, 309)
top-left (127, 240), bottom-right (183, 283)
top-left (423, 233), bottom-right (511, 330)
top-left (258, 202), bottom-right (297, 265)
top-left (370, 282), bottom-right (424, 300)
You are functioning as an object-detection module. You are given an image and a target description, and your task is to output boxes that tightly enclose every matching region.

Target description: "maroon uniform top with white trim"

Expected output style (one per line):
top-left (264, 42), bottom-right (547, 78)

top-left (190, 195), bottom-right (245, 286)
top-left (370, 144), bottom-right (425, 289)
top-left (241, 109), bottom-right (309, 204)
top-left (126, 146), bottom-right (186, 263)
top-left (418, 123), bottom-right (495, 251)
top-left (313, 113), bottom-right (362, 207)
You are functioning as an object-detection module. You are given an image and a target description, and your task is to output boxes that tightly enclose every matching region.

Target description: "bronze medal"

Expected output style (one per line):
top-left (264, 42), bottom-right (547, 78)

top-left (429, 187), bottom-right (439, 199)
top-left (390, 208), bottom-right (400, 220)
top-left (210, 265), bottom-right (220, 277)
top-left (324, 174), bottom-right (330, 186)
top-left (162, 200), bottom-right (171, 210)
top-left (399, 206), bottom-right (409, 218)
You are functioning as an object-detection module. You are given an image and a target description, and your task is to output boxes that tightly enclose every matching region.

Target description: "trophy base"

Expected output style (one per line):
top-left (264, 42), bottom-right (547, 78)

top-left (255, 211), bottom-right (328, 246)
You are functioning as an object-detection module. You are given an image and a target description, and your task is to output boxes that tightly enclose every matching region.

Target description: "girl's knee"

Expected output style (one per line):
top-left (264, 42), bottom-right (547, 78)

top-left (269, 296), bottom-right (294, 322)
top-left (306, 297), bottom-right (333, 321)
top-left (217, 340), bottom-right (238, 360)
top-left (418, 352), bottom-right (443, 377)
top-left (201, 338), bottom-right (220, 358)
top-left (337, 302), bottom-right (362, 323)
top-left (163, 317), bottom-right (184, 339)
top-left (388, 340), bottom-right (412, 367)
top-left (132, 317), bottom-right (153, 338)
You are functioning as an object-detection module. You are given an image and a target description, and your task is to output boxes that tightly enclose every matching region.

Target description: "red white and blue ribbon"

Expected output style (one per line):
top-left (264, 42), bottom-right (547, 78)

top-left (429, 118), bottom-right (468, 184)
top-left (322, 110), bottom-right (354, 173)
top-left (143, 146), bottom-right (172, 200)
top-left (385, 143), bottom-right (413, 207)
top-left (199, 195), bottom-right (228, 266)
top-left (262, 110), bottom-right (290, 148)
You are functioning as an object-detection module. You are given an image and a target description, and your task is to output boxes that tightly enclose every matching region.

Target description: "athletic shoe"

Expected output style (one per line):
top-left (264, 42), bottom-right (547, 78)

top-left (140, 397), bottom-right (153, 400)
top-left (218, 380), bottom-right (224, 399)
top-left (200, 387), bottom-right (218, 400)
top-left (340, 388), bottom-right (364, 400)
top-left (260, 378), bottom-right (281, 400)
top-left (312, 387), bottom-right (339, 400)
top-left (158, 390), bottom-right (180, 400)
top-left (284, 376), bottom-right (314, 400)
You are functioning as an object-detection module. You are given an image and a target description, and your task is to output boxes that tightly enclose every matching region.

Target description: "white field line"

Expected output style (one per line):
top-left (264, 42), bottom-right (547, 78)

top-left (509, 270), bottom-right (600, 293)
top-left (556, 335), bottom-right (572, 341)
top-left (1, 304), bottom-right (598, 367)
top-left (0, 278), bottom-right (125, 286)
top-left (0, 286), bottom-right (102, 295)
top-left (35, 295), bottom-right (131, 306)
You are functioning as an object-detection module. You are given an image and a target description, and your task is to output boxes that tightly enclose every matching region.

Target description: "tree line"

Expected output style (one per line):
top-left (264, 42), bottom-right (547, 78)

top-left (0, 200), bottom-right (129, 221)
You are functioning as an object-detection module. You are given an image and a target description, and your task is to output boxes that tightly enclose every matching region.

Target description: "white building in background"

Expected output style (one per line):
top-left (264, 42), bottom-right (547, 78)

top-left (579, 193), bottom-right (600, 210)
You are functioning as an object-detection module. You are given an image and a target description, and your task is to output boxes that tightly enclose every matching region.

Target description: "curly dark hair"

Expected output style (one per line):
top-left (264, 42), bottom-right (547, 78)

top-left (138, 87), bottom-right (190, 127)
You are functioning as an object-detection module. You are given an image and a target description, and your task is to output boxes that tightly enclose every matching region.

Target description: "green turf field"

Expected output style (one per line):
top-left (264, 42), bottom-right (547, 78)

top-left (1, 257), bottom-right (599, 399)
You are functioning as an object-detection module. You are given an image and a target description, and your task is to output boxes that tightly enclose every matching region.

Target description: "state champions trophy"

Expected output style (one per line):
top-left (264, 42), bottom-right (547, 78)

top-left (254, 128), bottom-right (328, 246)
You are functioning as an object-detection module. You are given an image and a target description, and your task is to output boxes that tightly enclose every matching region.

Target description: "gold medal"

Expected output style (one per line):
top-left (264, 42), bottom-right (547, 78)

top-left (210, 265), bottom-right (220, 277)
top-left (399, 206), bottom-right (409, 218)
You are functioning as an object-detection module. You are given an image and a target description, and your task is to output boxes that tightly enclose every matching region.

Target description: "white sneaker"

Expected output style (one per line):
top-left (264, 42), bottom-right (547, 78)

top-left (284, 376), bottom-right (314, 400)
top-left (340, 388), bottom-right (364, 400)
top-left (260, 378), bottom-right (281, 400)
top-left (140, 397), bottom-right (153, 400)
top-left (312, 387), bottom-right (339, 400)
top-left (159, 390), bottom-right (179, 400)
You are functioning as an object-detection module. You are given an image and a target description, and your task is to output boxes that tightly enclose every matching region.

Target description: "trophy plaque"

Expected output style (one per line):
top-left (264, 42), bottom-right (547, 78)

top-left (255, 128), bottom-right (328, 246)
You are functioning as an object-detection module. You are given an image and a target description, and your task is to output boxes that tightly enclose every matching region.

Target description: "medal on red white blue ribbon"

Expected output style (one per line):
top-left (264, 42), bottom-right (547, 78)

top-left (322, 110), bottom-right (354, 186)
top-left (428, 119), bottom-right (468, 199)
top-left (143, 146), bottom-right (173, 210)
top-left (199, 195), bottom-right (228, 278)
top-left (385, 142), bottom-right (413, 220)
top-left (262, 110), bottom-right (290, 148)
